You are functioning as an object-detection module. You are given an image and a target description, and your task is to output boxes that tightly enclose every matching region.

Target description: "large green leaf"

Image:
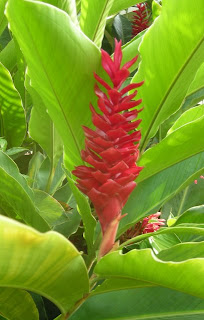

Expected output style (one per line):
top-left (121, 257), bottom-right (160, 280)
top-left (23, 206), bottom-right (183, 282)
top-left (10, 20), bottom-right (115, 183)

top-left (0, 288), bottom-right (39, 320)
top-left (0, 40), bottom-right (16, 72)
top-left (6, 0), bottom-right (100, 171)
top-left (119, 152), bottom-right (204, 234)
top-left (0, 0), bottom-right (7, 36)
top-left (95, 249), bottom-right (204, 298)
top-left (109, 0), bottom-right (141, 16)
top-left (0, 62), bottom-right (26, 147)
top-left (67, 175), bottom-right (96, 253)
top-left (70, 287), bottom-right (204, 320)
top-left (157, 242), bottom-right (204, 261)
top-left (137, 115), bottom-right (204, 183)
top-left (175, 206), bottom-right (204, 225)
top-left (0, 151), bottom-right (50, 232)
top-left (34, 0), bottom-right (78, 25)
top-left (119, 224), bottom-right (204, 249)
top-left (132, 0), bottom-right (204, 150)
top-left (29, 81), bottom-right (63, 170)
top-left (0, 215), bottom-right (89, 315)
top-left (121, 30), bottom-right (145, 73)
top-left (168, 105), bottom-right (204, 135)
top-left (80, 0), bottom-right (114, 47)
top-left (162, 180), bottom-right (204, 218)
top-left (182, 62), bottom-right (204, 110)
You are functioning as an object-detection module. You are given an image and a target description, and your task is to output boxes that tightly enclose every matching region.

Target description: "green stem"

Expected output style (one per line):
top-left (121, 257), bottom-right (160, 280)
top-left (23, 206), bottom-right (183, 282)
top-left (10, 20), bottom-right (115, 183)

top-left (86, 232), bottom-right (102, 272)
top-left (45, 161), bottom-right (55, 193)
top-left (177, 186), bottom-right (189, 216)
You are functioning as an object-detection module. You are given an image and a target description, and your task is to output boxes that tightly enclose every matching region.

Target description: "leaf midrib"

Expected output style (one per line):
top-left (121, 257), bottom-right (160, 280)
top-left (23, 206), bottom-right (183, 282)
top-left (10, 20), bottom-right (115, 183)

top-left (140, 36), bottom-right (204, 151)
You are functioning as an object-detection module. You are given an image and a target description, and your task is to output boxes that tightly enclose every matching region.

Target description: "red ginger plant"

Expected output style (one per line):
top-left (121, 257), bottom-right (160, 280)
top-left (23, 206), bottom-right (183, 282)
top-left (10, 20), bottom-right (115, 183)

top-left (132, 3), bottom-right (150, 37)
top-left (72, 40), bottom-right (144, 257)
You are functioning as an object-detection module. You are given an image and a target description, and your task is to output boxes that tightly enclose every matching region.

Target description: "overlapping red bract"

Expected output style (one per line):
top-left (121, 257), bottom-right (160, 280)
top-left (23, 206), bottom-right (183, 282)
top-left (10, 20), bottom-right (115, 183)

top-left (73, 40), bottom-right (144, 256)
top-left (141, 213), bottom-right (165, 234)
top-left (132, 3), bottom-right (150, 37)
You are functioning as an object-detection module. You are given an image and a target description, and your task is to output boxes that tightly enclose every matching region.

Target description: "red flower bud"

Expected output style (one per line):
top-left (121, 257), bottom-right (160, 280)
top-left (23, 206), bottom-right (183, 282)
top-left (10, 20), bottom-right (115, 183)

top-left (132, 3), bottom-right (150, 37)
top-left (73, 40), bottom-right (144, 257)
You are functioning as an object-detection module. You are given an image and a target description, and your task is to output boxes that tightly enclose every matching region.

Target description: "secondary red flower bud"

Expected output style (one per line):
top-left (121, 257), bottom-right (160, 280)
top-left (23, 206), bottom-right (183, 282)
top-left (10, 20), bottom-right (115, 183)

top-left (132, 3), bottom-right (150, 37)
top-left (73, 39), bottom-right (144, 257)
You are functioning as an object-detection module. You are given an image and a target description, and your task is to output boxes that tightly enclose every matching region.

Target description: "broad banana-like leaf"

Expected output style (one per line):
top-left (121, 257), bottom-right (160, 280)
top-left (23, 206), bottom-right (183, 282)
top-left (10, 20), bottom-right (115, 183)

top-left (120, 152), bottom-right (204, 233)
top-left (0, 287), bottom-right (39, 320)
top-left (182, 62), bottom-right (204, 110)
top-left (67, 175), bottom-right (96, 253)
top-left (132, 0), bottom-right (204, 150)
top-left (80, 0), bottom-right (114, 47)
top-left (0, 216), bottom-right (89, 315)
top-left (157, 241), bottom-right (204, 261)
top-left (0, 151), bottom-right (50, 231)
top-left (0, 39), bottom-right (16, 71)
top-left (0, 0), bottom-right (7, 35)
top-left (168, 105), bottom-right (204, 135)
top-left (0, 62), bottom-right (26, 147)
top-left (70, 287), bottom-right (204, 320)
top-left (6, 0), bottom-right (100, 171)
top-left (28, 76), bottom-right (63, 174)
top-left (137, 115), bottom-right (204, 183)
top-left (95, 248), bottom-right (204, 298)
top-left (109, 0), bottom-right (141, 16)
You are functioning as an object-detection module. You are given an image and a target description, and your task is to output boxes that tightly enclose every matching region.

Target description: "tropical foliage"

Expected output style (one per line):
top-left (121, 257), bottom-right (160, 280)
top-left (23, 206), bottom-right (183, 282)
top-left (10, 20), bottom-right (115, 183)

top-left (0, 0), bottom-right (203, 319)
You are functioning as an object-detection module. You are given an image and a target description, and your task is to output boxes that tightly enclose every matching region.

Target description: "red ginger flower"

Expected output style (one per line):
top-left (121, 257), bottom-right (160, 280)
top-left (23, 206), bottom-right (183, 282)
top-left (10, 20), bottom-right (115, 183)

top-left (72, 40), bottom-right (144, 257)
top-left (121, 212), bottom-right (165, 242)
top-left (141, 212), bottom-right (165, 234)
top-left (132, 3), bottom-right (150, 37)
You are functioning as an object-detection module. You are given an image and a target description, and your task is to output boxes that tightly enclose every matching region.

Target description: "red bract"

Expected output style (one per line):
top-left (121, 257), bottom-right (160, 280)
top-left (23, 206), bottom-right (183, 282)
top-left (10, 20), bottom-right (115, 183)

top-left (141, 213), bottom-right (165, 234)
top-left (132, 3), bottom-right (150, 37)
top-left (72, 40), bottom-right (144, 257)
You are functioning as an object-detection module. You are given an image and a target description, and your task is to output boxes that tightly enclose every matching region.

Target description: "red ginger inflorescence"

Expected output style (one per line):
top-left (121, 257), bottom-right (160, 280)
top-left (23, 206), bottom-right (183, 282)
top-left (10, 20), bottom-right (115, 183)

top-left (72, 39), bottom-right (144, 257)
top-left (132, 3), bottom-right (150, 38)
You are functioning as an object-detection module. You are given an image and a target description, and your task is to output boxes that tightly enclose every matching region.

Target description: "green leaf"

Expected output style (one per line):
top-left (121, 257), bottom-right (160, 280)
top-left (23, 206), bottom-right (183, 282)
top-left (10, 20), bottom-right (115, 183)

top-left (67, 175), bottom-right (96, 253)
top-left (112, 14), bottom-right (132, 45)
top-left (33, 189), bottom-right (64, 228)
top-left (0, 39), bottom-right (16, 72)
top-left (0, 288), bottom-right (39, 320)
top-left (70, 287), bottom-right (204, 320)
top-left (6, 0), bottom-right (100, 171)
top-left (152, 0), bottom-right (162, 20)
top-left (80, 0), bottom-right (114, 47)
top-left (119, 224), bottom-right (204, 249)
top-left (182, 62), bottom-right (204, 110)
top-left (28, 77), bottom-right (63, 173)
top-left (0, 1), bottom-right (7, 36)
top-left (53, 208), bottom-right (81, 238)
top-left (168, 105), bottom-right (204, 135)
top-left (175, 205), bottom-right (204, 225)
top-left (0, 215), bottom-right (89, 315)
top-left (137, 115), bottom-right (204, 183)
top-left (34, 156), bottom-right (65, 194)
top-left (0, 151), bottom-right (50, 232)
top-left (119, 152), bottom-right (204, 234)
top-left (157, 241), bottom-right (204, 261)
top-left (132, 0), bottom-right (204, 150)
top-left (121, 30), bottom-right (145, 73)
top-left (0, 62), bottom-right (26, 147)
top-left (92, 278), bottom-right (153, 296)
top-left (162, 179), bottom-right (204, 218)
top-left (95, 248), bottom-right (204, 298)
top-left (109, 0), bottom-right (141, 16)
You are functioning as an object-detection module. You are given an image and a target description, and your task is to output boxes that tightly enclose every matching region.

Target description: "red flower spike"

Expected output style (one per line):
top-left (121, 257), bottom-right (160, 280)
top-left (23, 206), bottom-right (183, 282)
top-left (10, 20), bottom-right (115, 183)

top-left (72, 40), bottom-right (144, 257)
top-left (132, 3), bottom-right (150, 38)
